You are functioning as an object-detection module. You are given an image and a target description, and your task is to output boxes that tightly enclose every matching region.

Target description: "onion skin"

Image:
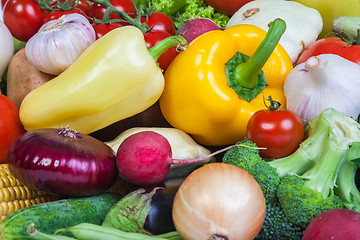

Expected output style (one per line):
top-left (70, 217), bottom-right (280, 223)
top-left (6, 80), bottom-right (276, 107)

top-left (172, 163), bottom-right (266, 240)
top-left (7, 128), bottom-right (118, 197)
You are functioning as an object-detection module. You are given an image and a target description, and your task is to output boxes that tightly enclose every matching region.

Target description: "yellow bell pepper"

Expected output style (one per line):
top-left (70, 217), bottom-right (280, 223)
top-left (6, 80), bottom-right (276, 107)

top-left (159, 19), bottom-right (293, 146)
top-left (19, 26), bottom-right (185, 134)
top-left (293, 0), bottom-right (360, 38)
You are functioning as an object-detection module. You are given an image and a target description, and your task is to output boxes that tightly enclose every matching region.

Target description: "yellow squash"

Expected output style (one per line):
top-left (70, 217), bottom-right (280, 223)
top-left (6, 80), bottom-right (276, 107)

top-left (160, 19), bottom-right (293, 146)
top-left (20, 26), bottom-right (165, 134)
top-left (293, 0), bottom-right (360, 37)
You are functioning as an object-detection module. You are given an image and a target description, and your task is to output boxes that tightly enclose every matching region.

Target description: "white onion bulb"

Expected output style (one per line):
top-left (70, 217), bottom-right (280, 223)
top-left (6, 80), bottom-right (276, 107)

top-left (0, 20), bottom-right (14, 78)
top-left (172, 163), bottom-right (266, 240)
top-left (25, 13), bottom-right (96, 75)
top-left (285, 54), bottom-right (360, 122)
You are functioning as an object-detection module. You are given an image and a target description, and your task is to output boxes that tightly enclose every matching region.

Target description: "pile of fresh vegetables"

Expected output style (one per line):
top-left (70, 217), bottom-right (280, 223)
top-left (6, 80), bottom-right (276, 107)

top-left (0, 0), bottom-right (360, 239)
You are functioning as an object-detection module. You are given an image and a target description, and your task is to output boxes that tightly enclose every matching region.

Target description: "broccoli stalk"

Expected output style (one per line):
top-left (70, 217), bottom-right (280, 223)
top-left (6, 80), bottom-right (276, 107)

top-left (275, 108), bottom-right (360, 228)
top-left (268, 114), bottom-right (331, 176)
top-left (334, 160), bottom-right (360, 213)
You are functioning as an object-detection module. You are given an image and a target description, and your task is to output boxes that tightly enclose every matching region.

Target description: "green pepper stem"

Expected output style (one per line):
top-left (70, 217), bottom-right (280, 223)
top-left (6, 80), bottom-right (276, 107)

top-left (148, 36), bottom-right (187, 61)
top-left (234, 18), bottom-right (286, 89)
top-left (89, 0), bottom-right (149, 33)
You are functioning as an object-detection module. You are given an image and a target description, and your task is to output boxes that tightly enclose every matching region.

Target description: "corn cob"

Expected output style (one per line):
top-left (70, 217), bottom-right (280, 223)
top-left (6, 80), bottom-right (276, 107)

top-left (0, 164), bottom-right (52, 220)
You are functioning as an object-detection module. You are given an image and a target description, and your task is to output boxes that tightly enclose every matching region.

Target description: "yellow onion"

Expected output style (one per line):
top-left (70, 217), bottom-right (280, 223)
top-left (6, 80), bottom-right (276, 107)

top-left (172, 162), bottom-right (266, 240)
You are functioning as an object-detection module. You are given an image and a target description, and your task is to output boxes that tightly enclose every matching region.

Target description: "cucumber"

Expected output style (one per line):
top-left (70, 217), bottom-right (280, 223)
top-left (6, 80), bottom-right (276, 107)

top-left (0, 192), bottom-right (123, 240)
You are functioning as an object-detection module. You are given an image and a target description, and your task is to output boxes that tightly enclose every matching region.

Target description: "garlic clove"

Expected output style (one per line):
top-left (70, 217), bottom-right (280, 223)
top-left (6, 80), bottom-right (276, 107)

top-left (25, 13), bottom-right (96, 75)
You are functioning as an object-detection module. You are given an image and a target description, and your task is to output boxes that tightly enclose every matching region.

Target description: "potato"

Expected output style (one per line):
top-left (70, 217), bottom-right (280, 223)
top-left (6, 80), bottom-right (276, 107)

top-left (6, 48), bottom-right (55, 107)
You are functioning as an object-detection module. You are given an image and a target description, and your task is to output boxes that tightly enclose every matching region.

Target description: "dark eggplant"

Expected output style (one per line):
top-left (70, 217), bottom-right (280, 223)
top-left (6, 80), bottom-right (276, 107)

top-left (144, 189), bottom-right (176, 235)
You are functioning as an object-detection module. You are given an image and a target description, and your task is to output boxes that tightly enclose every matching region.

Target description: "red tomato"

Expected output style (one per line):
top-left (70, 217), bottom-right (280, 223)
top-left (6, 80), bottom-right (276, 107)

top-left (246, 106), bottom-right (304, 159)
top-left (296, 37), bottom-right (360, 65)
top-left (87, 0), bottom-right (137, 21)
top-left (3, 0), bottom-right (46, 41)
top-left (144, 30), bottom-right (179, 72)
top-left (203, 0), bottom-right (254, 16)
top-left (141, 12), bottom-right (176, 35)
top-left (0, 94), bottom-right (25, 164)
top-left (92, 22), bottom-right (123, 39)
top-left (43, 8), bottom-right (90, 23)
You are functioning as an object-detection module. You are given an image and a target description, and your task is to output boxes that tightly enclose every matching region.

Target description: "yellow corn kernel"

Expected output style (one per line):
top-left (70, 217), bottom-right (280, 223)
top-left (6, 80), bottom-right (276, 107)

top-left (0, 186), bottom-right (48, 202)
top-left (0, 196), bottom-right (52, 216)
top-left (0, 165), bottom-right (11, 177)
top-left (0, 165), bottom-right (53, 221)
top-left (0, 174), bottom-right (22, 189)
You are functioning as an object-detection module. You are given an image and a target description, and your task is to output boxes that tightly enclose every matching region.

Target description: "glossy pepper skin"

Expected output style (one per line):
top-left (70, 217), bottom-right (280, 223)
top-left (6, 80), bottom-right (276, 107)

top-left (19, 26), bottom-right (165, 134)
top-left (159, 21), bottom-right (293, 146)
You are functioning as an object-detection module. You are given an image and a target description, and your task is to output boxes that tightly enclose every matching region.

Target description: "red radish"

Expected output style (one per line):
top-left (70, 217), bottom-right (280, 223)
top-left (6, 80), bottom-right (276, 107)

top-left (302, 208), bottom-right (360, 240)
top-left (177, 18), bottom-right (220, 43)
top-left (116, 131), bottom-right (239, 186)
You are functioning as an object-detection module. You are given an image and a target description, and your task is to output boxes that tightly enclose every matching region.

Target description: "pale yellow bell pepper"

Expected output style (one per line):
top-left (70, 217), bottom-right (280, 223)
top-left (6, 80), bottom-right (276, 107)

top-left (19, 26), bottom-right (181, 134)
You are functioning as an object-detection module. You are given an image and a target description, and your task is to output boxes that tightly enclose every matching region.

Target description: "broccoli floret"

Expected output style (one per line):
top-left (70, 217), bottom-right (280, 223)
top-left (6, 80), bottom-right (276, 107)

top-left (255, 202), bottom-right (304, 240)
top-left (277, 174), bottom-right (344, 229)
top-left (273, 108), bottom-right (360, 228)
top-left (222, 139), bottom-right (280, 204)
top-left (222, 139), bottom-right (305, 238)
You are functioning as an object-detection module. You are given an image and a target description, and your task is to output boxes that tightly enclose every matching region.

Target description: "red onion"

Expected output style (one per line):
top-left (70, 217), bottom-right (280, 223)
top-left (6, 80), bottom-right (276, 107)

top-left (7, 127), bottom-right (118, 197)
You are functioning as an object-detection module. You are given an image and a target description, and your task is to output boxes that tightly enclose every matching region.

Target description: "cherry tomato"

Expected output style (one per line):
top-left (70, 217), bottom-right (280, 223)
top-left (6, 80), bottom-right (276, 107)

top-left (296, 37), bottom-right (360, 65)
top-left (0, 94), bottom-right (25, 164)
top-left (92, 22), bottom-right (124, 39)
top-left (246, 105), bottom-right (304, 159)
top-left (144, 30), bottom-right (179, 72)
top-left (3, 0), bottom-right (46, 41)
top-left (43, 8), bottom-right (90, 23)
top-left (141, 12), bottom-right (176, 35)
top-left (87, 0), bottom-right (137, 21)
top-left (203, 0), bottom-right (253, 16)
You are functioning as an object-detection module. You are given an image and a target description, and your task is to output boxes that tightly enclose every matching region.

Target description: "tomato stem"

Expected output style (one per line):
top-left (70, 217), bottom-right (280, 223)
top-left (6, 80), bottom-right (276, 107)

top-left (89, 0), bottom-right (149, 34)
top-left (264, 95), bottom-right (281, 112)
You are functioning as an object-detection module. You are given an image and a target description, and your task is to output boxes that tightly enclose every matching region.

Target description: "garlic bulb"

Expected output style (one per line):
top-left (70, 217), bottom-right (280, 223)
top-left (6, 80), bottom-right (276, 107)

top-left (284, 54), bottom-right (360, 122)
top-left (0, 20), bottom-right (14, 78)
top-left (25, 13), bottom-right (96, 75)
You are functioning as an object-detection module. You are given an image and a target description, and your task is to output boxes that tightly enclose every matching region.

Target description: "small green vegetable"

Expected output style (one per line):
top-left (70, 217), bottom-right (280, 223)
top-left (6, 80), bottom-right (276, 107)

top-left (55, 223), bottom-right (178, 240)
top-left (0, 193), bottom-right (123, 240)
top-left (102, 188), bottom-right (157, 233)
